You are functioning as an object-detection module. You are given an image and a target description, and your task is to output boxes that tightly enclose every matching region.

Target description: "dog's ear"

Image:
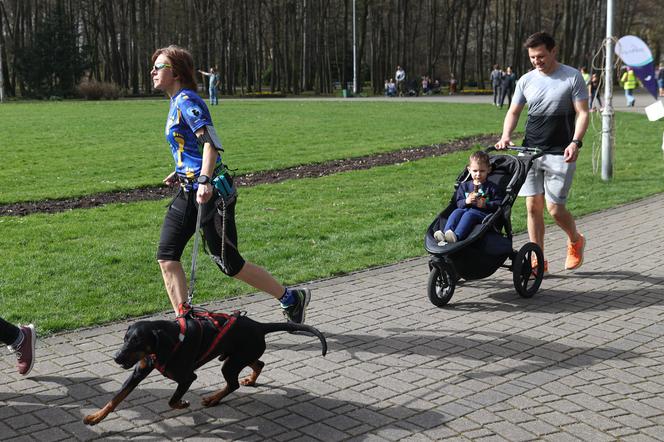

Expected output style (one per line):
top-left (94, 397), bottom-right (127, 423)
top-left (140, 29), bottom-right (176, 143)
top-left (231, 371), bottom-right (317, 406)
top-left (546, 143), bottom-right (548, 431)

top-left (148, 329), bottom-right (161, 353)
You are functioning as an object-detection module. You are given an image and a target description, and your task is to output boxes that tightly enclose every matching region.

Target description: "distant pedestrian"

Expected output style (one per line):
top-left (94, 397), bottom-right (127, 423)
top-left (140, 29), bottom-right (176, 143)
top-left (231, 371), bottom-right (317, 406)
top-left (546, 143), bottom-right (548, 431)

top-left (449, 74), bottom-right (457, 95)
top-left (580, 67), bottom-right (590, 87)
top-left (431, 79), bottom-right (441, 94)
top-left (589, 72), bottom-right (602, 111)
top-left (386, 78), bottom-right (397, 97)
top-left (421, 76), bottom-right (430, 94)
top-left (490, 64), bottom-right (503, 106)
top-left (499, 66), bottom-right (516, 108)
top-left (620, 67), bottom-right (638, 107)
top-left (395, 65), bottom-right (406, 96)
top-left (198, 67), bottom-right (219, 105)
top-left (656, 64), bottom-right (664, 97)
top-left (2, 318), bottom-right (35, 376)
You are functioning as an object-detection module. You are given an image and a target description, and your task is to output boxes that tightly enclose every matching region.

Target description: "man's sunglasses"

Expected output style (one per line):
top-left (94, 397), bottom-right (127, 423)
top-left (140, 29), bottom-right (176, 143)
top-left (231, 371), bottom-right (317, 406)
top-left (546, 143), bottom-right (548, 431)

top-left (152, 63), bottom-right (172, 71)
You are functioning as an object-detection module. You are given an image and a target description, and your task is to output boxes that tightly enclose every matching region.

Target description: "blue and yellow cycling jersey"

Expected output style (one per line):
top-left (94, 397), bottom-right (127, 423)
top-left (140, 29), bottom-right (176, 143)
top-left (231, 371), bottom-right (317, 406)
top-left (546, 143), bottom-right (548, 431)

top-left (165, 89), bottom-right (222, 182)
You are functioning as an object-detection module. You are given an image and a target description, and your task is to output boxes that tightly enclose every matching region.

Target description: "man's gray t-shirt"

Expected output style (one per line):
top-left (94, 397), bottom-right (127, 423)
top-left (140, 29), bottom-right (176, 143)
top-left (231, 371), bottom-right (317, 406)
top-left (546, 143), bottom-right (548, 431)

top-left (513, 63), bottom-right (588, 153)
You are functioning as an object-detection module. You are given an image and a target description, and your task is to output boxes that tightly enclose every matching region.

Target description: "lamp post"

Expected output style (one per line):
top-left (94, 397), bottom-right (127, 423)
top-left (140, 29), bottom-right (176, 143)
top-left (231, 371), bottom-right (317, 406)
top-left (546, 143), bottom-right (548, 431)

top-left (0, 36), bottom-right (4, 102)
top-left (352, 0), bottom-right (357, 94)
top-left (601, 0), bottom-right (615, 181)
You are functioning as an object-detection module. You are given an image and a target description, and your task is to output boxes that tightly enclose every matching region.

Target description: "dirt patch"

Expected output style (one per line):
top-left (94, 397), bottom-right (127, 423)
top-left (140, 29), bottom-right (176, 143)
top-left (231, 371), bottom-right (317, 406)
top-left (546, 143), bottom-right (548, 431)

top-left (0, 134), bottom-right (498, 216)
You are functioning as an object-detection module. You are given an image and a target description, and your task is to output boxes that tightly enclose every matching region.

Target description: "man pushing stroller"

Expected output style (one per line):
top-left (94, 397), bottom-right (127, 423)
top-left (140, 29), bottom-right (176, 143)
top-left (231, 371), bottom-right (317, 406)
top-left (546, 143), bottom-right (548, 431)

top-left (495, 31), bottom-right (588, 274)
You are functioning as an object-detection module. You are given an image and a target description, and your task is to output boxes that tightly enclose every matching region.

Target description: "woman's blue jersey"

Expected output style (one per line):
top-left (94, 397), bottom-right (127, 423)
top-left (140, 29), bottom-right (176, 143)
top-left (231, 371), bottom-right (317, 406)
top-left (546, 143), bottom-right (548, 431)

top-left (165, 89), bottom-right (222, 181)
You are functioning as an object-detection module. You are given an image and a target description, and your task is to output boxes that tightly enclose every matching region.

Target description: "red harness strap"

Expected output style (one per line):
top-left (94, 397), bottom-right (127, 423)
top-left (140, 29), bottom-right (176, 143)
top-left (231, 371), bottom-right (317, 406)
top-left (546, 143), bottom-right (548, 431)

top-left (151, 304), bottom-right (239, 376)
top-left (152, 315), bottom-right (188, 378)
top-left (194, 311), bottom-right (239, 365)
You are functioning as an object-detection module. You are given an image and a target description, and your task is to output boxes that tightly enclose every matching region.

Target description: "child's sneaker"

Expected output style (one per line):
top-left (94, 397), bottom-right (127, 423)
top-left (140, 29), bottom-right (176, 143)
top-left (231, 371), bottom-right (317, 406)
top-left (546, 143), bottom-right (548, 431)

top-left (433, 230), bottom-right (445, 242)
top-left (7, 324), bottom-right (36, 376)
top-left (565, 233), bottom-right (586, 270)
top-left (444, 230), bottom-right (457, 243)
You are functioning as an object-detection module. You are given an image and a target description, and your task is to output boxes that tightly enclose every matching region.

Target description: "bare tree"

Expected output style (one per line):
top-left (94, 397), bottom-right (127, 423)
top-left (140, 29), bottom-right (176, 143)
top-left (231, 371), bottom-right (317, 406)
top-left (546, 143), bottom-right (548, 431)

top-left (0, 0), bottom-right (658, 98)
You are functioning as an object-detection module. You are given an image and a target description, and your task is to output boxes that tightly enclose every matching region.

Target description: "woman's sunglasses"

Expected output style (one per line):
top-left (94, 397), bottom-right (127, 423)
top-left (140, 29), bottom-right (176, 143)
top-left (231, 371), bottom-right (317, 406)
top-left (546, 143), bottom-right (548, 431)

top-left (152, 63), bottom-right (172, 71)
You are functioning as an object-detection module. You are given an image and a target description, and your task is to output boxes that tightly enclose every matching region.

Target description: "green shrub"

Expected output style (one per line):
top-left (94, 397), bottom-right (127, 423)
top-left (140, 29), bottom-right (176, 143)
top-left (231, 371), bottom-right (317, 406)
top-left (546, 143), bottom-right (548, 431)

top-left (76, 79), bottom-right (124, 100)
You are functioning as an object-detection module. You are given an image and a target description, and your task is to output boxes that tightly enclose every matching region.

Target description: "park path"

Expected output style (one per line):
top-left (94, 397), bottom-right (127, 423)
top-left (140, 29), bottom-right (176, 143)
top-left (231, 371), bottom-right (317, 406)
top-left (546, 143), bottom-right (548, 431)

top-left (2, 192), bottom-right (664, 441)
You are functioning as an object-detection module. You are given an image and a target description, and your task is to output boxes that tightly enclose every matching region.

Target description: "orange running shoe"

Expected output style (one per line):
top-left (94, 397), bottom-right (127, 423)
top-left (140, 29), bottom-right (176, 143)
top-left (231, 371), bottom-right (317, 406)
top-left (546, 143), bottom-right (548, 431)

top-left (565, 233), bottom-right (585, 270)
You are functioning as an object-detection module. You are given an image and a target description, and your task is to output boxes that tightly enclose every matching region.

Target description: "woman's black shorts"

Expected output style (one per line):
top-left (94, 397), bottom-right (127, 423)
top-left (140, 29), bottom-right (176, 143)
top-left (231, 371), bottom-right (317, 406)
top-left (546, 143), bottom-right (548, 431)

top-left (157, 189), bottom-right (245, 276)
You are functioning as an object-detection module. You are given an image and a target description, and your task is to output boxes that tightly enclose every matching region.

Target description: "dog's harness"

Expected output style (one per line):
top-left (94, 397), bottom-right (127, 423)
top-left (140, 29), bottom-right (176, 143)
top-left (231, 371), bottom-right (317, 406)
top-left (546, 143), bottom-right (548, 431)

top-left (151, 303), bottom-right (241, 378)
top-left (191, 309), bottom-right (239, 365)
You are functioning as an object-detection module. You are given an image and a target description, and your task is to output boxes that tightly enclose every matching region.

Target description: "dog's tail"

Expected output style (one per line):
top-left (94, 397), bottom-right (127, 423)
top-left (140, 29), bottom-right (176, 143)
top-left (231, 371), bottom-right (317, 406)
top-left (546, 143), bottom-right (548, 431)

top-left (260, 322), bottom-right (327, 356)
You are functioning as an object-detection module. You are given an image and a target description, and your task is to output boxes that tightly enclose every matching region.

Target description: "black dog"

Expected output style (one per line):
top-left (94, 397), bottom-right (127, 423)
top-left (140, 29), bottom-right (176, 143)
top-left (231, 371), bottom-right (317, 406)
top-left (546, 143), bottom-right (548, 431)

top-left (84, 310), bottom-right (327, 425)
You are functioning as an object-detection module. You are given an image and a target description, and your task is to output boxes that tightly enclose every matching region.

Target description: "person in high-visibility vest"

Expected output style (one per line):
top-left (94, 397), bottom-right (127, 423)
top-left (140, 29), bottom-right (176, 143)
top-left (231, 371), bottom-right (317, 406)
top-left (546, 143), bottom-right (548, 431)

top-left (620, 67), bottom-right (639, 107)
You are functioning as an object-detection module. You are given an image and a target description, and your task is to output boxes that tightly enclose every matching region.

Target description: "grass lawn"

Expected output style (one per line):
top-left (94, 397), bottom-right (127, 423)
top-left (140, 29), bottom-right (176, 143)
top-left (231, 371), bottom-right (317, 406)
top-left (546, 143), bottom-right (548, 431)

top-left (0, 109), bottom-right (662, 333)
top-left (1, 99), bottom-right (504, 204)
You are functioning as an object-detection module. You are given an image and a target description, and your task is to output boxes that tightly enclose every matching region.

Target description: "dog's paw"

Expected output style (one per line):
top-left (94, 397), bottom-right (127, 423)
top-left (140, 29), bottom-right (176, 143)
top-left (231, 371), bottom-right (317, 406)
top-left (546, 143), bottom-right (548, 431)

top-left (169, 399), bottom-right (190, 409)
top-left (202, 395), bottom-right (221, 407)
top-left (83, 414), bottom-right (102, 426)
top-left (240, 375), bottom-right (258, 387)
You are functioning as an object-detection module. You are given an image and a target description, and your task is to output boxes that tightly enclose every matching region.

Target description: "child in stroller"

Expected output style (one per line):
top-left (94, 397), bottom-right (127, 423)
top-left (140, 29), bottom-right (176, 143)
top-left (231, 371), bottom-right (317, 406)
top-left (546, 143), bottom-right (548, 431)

top-left (424, 147), bottom-right (545, 306)
top-left (434, 151), bottom-right (503, 244)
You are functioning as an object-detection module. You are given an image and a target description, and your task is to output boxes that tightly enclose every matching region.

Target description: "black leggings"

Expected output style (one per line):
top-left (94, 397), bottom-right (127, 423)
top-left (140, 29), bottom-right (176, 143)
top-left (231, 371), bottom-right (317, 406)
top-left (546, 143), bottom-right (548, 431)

top-left (0, 316), bottom-right (20, 346)
top-left (157, 189), bottom-right (245, 276)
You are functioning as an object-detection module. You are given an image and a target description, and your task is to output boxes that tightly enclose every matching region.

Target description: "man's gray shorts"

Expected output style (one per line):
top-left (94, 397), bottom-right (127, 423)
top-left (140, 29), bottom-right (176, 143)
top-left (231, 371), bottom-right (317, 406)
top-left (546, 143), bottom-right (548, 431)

top-left (518, 154), bottom-right (576, 204)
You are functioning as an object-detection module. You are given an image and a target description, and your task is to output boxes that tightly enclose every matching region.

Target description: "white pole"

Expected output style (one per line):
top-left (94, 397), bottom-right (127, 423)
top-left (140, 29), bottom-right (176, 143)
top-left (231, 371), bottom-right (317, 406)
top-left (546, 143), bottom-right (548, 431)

top-left (601, 0), bottom-right (614, 181)
top-left (0, 34), bottom-right (4, 103)
top-left (302, 0), bottom-right (307, 91)
top-left (352, 0), bottom-right (357, 94)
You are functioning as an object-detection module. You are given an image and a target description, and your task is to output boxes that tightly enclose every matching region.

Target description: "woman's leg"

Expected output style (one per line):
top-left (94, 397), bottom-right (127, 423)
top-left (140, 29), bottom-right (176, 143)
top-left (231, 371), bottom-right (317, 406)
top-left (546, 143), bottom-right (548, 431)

top-left (0, 316), bottom-right (20, 346)
top-left (157, 192), bottom-right (196, 314)
top-left (233, 262), bottom-right (285, 299)
top-left (158, 260), bottom-right (189, 313)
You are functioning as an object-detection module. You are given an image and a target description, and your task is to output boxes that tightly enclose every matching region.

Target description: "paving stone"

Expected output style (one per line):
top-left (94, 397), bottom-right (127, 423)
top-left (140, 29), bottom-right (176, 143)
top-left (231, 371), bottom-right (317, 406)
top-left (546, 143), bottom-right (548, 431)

top-left (621, 434), bottom-right (661, 442)
top-left (299, 421), bottom-right (349, 441)
top-left (485, 421), bottom-right (536, 441)
top-left (613, 398), bottom-right (663, 418)
top-left (538, 410), bottom-right (577, 427)
top-left (520, 419), bottom-right (559, 437)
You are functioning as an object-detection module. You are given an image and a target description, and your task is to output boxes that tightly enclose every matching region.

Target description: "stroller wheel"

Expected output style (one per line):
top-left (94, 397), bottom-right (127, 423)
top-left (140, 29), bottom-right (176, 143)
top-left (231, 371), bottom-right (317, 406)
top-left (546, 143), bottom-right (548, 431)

top-left (427, 264), bottom-right (455, 307)
top-left (513, 242), bottom-right (544, 298)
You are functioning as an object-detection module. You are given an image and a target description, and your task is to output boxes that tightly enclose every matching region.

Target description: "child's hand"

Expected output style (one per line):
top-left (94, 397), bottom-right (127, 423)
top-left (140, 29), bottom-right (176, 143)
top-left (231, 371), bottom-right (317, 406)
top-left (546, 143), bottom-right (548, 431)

top-left (466, 193), bottom-right (476, 205)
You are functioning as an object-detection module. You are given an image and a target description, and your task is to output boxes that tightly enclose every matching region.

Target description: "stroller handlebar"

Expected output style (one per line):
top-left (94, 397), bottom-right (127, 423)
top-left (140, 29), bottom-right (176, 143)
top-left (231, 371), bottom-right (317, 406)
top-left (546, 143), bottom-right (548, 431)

top-left (485, 146), bottom-right (544, 158)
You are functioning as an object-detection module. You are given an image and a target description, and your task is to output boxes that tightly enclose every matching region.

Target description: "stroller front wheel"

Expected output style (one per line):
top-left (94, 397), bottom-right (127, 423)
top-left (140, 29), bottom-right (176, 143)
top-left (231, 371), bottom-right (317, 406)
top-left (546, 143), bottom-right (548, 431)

top-left (427, 264), bottom-right (456, 307)
top-left (513, 242), bottom-right (544, 298)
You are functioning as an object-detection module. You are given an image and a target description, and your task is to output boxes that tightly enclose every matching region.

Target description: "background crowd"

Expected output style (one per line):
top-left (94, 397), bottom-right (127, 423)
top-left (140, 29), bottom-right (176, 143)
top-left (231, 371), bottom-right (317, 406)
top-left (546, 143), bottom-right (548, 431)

top-left (382, 62), bottom-right (664, 108)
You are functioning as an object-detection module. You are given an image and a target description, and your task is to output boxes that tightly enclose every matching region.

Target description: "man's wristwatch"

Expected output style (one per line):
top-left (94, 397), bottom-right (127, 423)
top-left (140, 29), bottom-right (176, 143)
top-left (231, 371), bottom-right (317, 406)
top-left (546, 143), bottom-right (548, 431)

top-left (571, 139), bottom-right (583, 149)
top-left (196, 175), bottom-right (210, 185)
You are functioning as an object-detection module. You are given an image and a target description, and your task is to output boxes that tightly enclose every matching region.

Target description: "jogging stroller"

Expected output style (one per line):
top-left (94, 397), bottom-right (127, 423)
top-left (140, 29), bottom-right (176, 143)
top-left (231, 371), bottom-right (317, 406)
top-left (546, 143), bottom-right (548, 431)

top-left (424, 147), bottom-right (545, 307)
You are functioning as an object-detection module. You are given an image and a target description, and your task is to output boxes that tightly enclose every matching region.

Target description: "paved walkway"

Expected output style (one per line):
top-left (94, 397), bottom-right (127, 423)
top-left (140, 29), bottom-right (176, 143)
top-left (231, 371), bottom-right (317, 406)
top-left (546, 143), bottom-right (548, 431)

top-left (2, 193), bottom-right (664, 441)
top-left (238, 91), bottom-right (660, 115)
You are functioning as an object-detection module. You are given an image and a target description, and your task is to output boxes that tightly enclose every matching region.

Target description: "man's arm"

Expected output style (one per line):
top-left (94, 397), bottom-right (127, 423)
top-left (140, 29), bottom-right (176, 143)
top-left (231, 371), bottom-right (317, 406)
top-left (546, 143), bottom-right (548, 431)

top-left (563, 99), bottom-right (589, 163)
top-left (495, 103), bottom-right (525, 149)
